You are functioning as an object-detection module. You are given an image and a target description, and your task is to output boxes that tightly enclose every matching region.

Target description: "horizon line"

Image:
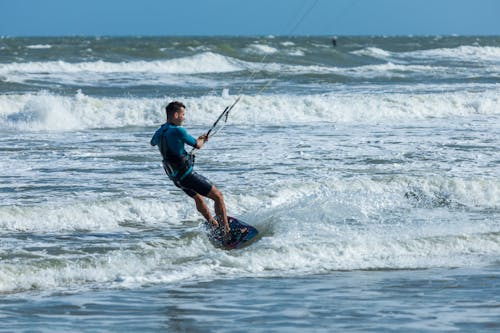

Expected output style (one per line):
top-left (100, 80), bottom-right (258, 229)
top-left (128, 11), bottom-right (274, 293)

top-left (2, 33), bottom-right (500, 38)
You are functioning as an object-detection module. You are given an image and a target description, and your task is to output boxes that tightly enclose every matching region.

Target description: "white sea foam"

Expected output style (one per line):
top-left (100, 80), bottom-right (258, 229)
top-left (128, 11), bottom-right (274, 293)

top-left (1, 175), bottom-right (498, 293)
top-left (340, 62), bottom-right (442, 78)
top-left (287, 49), bottom-right (305, 57)
top-left (0, 52), bottom-right (244, 79)
top-left (3, 225), bottom-right (498, 294)
top-left (352, 47), bottom-right (392, 59)
top-left (2, 174), bottom-right (497, 234)
top-left (26, 44), bottom-right (52, 49)
top-left (3, 47), bottom-right (497, 88)
top-left (353, 45), bottom-right (500, 64)
top-left (246, 44), bottom-right (279, 55)
top-left (402, 45), bottom-right (500, 63)
top-left (0, 197), bottom-right (192, 233)
top-left (0, 52), bottom-right (249, 88)
top-left (1, 89), bottom-right (499, 131)
top-left (0, 91), bottom-right (161, 131)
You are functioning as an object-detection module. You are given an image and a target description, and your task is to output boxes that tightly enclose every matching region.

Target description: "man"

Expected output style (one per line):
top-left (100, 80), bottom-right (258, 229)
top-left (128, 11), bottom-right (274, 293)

top-left (150, 101), bottom-right (230, 235)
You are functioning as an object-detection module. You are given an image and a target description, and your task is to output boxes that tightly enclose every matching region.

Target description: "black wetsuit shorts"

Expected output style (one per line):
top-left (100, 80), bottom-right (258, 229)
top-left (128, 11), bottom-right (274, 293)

top-left (173, 171), bottom-right (213, 197)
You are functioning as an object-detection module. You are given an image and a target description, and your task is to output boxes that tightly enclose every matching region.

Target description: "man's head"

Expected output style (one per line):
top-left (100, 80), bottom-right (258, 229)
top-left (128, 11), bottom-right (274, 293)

top-left (166, 101), bottom-right (186, 125)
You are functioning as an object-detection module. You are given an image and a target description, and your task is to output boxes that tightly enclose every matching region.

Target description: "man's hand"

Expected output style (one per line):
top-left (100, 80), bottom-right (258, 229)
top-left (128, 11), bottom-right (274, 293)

top-left (195, 134), bottom-right (208, 149)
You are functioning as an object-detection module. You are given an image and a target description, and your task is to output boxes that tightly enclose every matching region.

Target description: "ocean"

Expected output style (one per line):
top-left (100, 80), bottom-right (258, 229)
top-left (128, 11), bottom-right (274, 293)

top-left (0, 35), bottom-right (499, 332)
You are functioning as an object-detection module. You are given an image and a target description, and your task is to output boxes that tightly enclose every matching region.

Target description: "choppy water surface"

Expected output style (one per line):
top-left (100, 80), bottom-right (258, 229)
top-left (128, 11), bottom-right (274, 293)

top-left (1, 36), bottom-right (499, 332)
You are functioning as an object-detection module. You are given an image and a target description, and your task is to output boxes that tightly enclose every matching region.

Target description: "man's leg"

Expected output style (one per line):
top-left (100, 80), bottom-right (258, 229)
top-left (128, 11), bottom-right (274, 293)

top-left (176, 172), bottom-right (228, 232)
top-left (206, 186), bottom-right (229, 233)
top-left (192, 194), bottom-right (218, 227)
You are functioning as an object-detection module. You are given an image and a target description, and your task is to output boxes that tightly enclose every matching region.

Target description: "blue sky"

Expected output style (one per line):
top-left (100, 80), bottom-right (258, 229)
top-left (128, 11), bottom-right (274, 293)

top-left (1, 0), bottom-right (499, 36)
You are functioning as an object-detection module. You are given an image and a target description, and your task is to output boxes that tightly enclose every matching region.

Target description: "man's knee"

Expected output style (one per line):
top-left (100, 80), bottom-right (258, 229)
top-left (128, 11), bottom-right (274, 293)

top-left (192, 193), bottom-right (204, 205)
top-left (208, 186), bottom-right (224, 202)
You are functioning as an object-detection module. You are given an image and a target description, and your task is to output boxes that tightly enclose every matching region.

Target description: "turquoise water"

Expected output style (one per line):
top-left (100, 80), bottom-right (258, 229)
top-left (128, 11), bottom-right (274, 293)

top-left (1, 36), bottom-right (500, 331)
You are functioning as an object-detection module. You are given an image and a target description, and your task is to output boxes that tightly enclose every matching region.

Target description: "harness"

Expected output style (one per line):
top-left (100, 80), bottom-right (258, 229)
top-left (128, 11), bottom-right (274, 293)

top-left (158, 125), bottom-right (194, 181)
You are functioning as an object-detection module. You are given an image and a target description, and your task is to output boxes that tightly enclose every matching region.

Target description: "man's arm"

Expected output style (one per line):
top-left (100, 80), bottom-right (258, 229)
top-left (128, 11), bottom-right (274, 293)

top-left (178, 127), bottom-right (208, 149)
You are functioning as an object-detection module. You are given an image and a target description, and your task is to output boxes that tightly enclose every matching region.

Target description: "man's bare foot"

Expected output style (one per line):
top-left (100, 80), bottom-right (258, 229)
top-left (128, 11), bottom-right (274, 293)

top-left (208, 218), bottom-right (219, 229)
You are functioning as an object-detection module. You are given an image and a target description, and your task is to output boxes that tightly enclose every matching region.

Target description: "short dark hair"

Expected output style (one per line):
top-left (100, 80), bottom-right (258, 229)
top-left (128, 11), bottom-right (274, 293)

top-left (165, 101), bottom-right (185, 119)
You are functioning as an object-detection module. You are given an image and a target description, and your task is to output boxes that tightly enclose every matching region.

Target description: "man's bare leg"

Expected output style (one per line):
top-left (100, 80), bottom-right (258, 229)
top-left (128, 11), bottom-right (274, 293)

top-left (192, 194), bottom-right (218, 228)
top-left (206, 186), bottom-right (230, 233)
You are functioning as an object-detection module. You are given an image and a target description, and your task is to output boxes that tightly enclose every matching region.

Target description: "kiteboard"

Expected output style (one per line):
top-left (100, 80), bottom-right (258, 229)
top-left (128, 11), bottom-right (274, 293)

top-left (205, 216), bottom-right (258, 250)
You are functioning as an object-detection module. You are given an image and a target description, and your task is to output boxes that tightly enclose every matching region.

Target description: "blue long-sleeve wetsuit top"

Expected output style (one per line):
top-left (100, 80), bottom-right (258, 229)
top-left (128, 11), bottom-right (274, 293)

top-left (150, 123), bottom-right (197, 179)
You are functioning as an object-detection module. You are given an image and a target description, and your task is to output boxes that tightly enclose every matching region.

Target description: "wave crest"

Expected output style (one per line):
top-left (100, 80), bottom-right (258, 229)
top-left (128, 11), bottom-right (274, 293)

top-left (1, 89), bottom-right (499, 131)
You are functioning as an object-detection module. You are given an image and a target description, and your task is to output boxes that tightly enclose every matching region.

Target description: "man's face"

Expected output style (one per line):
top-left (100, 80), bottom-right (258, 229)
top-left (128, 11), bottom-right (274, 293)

top-left (174, 107), bottom-right (186, 125)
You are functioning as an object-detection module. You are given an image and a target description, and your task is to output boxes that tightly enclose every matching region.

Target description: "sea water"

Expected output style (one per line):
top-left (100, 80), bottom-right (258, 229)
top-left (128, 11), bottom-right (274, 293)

top-left (0, 36), bottom-right (499, 332)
